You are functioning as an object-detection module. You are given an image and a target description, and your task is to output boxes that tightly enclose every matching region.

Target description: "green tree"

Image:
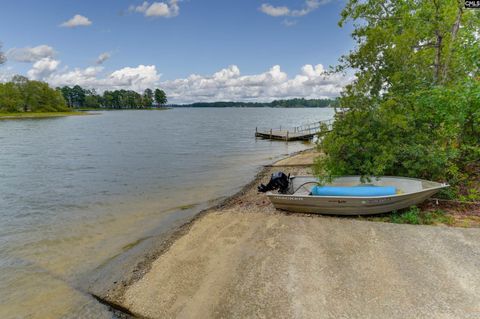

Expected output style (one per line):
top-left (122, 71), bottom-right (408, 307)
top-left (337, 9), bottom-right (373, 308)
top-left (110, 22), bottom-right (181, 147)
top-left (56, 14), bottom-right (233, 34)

top-left (154, 89), bottom-right (167, 106)
top-left (60, 86), bottom-right (74, 107)
top-left (24, 81), bottom-right (68, 112)
top-left (71, 85), bottom-right (86, 108)
top-left (315, 0), bottom-right (480, 186)
top-left (84, 95), bottom-right (101, 108)
top-left (0, 82), bottom-right (22, 112)
top-left (0, 78), bottom-right (68, 113)
top-left (102, 90), bottom-right (114, 108)
top-left (84, 89), bottom-right (102, 108)
top-left (12, 75), bottom-right (30, 111)
top-left (143, 88), bottom-right (153, 107)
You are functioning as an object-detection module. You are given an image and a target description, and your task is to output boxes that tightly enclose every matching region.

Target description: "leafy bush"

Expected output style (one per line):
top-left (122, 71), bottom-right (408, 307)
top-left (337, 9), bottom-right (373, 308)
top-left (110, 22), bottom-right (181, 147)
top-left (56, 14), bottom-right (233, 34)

top-left (316, 80), bottom-right (480, 185)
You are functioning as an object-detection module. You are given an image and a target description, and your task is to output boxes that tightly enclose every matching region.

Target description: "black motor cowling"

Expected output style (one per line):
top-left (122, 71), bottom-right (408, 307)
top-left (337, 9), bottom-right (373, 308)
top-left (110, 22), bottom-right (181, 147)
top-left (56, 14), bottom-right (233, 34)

top-left (258, 171), bottom-right (290, 194)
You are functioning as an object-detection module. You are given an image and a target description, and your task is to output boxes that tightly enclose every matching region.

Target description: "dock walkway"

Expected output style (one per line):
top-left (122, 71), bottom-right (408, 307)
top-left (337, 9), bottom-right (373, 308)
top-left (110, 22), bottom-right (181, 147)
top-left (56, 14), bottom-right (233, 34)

top-left (255, 118), bottom-right (333, 141)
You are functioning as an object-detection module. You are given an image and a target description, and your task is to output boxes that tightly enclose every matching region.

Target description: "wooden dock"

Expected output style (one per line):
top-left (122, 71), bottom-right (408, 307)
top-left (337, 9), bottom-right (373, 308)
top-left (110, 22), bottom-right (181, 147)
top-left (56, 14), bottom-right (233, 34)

top-left (255, 119), bottom-right (334, 141)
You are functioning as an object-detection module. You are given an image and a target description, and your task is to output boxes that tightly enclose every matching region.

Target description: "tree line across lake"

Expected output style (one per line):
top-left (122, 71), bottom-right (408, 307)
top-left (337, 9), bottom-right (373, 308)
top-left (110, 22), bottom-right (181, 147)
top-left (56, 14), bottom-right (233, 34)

top-left (173, 98), bottom-right (338, 108)
top-left (59, 85), bottom-right (167, 109)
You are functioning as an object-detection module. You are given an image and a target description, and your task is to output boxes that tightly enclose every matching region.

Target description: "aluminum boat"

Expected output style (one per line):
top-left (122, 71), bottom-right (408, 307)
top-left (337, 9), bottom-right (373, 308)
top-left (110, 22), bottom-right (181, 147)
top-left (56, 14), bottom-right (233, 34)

top-left (267, 175), bottom-right (449, 215)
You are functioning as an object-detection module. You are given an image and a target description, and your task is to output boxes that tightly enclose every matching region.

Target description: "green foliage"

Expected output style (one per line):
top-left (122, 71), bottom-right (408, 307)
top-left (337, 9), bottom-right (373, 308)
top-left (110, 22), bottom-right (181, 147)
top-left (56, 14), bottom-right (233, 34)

top-left (270, 98), bottom-right (338, 108)
top-left (316, 80), bottom-right (480, 183)
top-left (0, 83), bottom-right (22, 112)
top-left (58, 85), bottom-right (167, 109)
top-left (458, 188), bottom-right (480, 202)
top-left (0, 77), bottom-right (68, 113)
top-left (60, 85), bottom-right (86, 108)
top-left (389, 206), bottom-right (455, 226)
top-left (154, 88), bottom-right (167, 106)
top-left (315, 0), bottom-right (480, 189)
top-left (143, 88), bottom-right (154, 107)
top-left (84, 94), bottom-right (101, 109)
top-left (390, 207), bottom-right (421, 225)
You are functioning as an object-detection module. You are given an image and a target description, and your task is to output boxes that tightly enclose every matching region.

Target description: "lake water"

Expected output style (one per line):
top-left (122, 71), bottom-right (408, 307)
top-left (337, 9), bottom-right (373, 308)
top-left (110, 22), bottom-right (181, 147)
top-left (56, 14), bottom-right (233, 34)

top-left (0, 107), bottom-right (334, 318)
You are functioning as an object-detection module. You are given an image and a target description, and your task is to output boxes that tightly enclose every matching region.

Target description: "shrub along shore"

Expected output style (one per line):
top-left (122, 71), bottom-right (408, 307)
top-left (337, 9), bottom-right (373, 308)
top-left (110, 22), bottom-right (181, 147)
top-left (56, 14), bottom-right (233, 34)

top-left (313, 0), bottom-right (480, 203)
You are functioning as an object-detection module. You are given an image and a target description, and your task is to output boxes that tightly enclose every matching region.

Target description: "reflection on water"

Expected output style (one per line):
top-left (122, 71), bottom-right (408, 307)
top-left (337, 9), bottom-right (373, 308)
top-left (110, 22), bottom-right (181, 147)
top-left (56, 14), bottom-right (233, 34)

top-left (0, 107), bottom-right (334, 318)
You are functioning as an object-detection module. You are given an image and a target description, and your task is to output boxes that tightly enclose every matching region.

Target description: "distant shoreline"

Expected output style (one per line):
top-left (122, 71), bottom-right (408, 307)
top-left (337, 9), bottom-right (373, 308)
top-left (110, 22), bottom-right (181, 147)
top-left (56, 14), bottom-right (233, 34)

top-left (0, 109), bottom-right (173, 119)
top-left (0, 111), bottom-right (89, 120)
top-left (170, 98), bottom-right (337, 108)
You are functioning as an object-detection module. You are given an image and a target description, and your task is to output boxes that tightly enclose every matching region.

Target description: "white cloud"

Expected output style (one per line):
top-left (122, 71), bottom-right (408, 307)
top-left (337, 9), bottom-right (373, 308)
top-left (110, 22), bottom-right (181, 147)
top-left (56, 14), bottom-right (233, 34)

top-left (130, 0), bottom-right (180, 18)
top-left (27, 58), bottom-right (60, 80)
top-left (96, 52), bottom-right (111, 65)
top-left (46, 66), bottom-right (105, 88)
top-left (43, 64), bottom-right (161, 92)
top-left (161, 64), bottom-right (350, 103)
top-left (260, 0), bottom-right (330, 20)
top-left (108, 65), bottom-right (161, 91)
top-left (7, 45), bottom-right (56, 63)
top-left (260, 4), bottom-right (291, 17)
top-left (60, 14), bottom-right (92, 28)
top-left (282, 19), bottom-right (297, 27)
top-left (291, 0), bottom-right (325, 17)
top-left (24, 61), bottom-right (349, 103)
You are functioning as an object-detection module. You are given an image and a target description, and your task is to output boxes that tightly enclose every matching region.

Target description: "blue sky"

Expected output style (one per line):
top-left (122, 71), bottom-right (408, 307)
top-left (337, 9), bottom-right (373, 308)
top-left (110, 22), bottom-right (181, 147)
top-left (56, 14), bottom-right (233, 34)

top-left (0, 0), bottom-right (354, 103)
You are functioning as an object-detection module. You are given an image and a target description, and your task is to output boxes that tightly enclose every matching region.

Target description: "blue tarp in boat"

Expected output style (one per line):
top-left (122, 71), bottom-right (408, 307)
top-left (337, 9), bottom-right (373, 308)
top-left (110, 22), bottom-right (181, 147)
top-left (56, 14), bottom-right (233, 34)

top-left (311, 185), bottom-right (396, 197)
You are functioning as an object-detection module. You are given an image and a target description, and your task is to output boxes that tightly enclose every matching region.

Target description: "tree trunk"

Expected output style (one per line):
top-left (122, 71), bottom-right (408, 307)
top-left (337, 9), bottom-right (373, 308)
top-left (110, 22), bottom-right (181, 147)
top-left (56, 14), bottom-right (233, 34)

top-left (441, 4), bottom-right (463, 82)
top-left (432, 0), bottom-right (442, 84)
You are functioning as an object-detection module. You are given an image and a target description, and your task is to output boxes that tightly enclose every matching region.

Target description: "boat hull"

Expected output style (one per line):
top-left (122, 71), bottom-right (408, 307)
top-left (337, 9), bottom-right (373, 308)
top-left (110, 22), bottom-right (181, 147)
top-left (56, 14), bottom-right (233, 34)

top-left (267, 176), bottom-right (448, 215)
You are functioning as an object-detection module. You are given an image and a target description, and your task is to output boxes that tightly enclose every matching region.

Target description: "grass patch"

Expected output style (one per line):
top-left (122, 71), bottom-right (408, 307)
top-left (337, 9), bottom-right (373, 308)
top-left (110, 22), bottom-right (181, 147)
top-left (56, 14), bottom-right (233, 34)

top-left (368, 206), bottom-right (456, 226)
top-left (0, 111), bottom-right (88, 119)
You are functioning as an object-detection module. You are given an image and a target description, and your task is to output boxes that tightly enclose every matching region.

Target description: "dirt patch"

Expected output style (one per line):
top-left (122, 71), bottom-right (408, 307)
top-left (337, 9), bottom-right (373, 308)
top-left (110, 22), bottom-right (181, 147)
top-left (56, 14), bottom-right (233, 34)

top-left (270, 149), bottom-right (321, 167)
top-left (420, 200), bottom-right (480, 227)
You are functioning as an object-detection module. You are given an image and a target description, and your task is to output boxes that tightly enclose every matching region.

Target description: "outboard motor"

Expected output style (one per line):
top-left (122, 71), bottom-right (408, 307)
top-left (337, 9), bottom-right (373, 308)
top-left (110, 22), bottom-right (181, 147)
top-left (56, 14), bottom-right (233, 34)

top-left (258, 171), bottom-right (290, 194)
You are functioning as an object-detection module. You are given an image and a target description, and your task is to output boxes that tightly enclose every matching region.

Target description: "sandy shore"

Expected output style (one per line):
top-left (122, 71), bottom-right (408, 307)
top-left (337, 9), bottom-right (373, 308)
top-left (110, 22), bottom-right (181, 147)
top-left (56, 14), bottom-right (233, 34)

top-left (91, 149), bottom-right (480, 318)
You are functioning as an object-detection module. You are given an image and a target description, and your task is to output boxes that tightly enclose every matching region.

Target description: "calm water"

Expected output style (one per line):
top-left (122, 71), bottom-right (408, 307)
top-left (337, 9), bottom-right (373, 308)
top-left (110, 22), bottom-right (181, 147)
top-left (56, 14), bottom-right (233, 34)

top-left (0, 107), bottom-right (334, 318)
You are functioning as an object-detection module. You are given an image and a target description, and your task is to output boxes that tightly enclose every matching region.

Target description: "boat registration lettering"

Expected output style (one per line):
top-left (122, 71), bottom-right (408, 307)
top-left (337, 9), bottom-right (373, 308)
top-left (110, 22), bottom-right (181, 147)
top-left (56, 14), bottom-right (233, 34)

top-left (275, 196), bottom-right (304, 201)
top-left (366, 198), bottom-right (392, 204)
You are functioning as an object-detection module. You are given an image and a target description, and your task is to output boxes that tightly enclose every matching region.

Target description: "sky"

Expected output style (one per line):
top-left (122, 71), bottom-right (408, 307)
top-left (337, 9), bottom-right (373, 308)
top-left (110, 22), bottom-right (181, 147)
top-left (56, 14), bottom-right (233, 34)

top-left (0, 0), bottom-right (354, 103)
